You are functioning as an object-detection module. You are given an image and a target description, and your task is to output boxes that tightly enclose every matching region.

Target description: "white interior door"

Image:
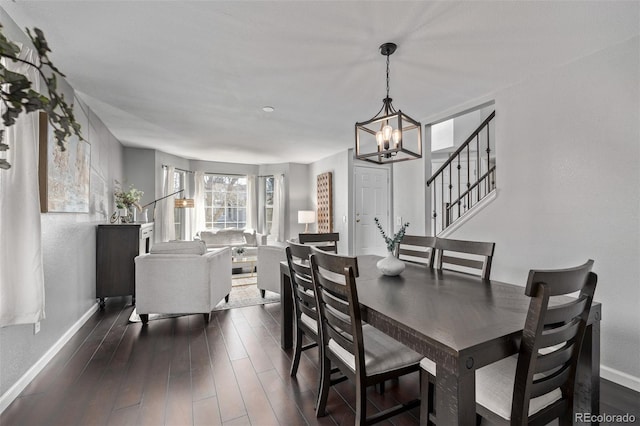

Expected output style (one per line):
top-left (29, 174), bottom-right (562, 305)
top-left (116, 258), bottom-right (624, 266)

top-left (354, 166), bottom-right (390, 256)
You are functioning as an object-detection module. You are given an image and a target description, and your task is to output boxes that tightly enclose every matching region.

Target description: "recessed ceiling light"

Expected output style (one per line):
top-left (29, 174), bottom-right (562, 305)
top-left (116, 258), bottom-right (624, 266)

top-left (262, 106), bottom-right (275, 112)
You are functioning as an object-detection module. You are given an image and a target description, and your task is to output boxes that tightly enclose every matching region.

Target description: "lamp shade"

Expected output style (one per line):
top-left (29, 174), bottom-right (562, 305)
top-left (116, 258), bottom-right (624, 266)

top-left (175, 198), bottom-right (195, 208)
top-left (298, 210), bottom-right (316, 224)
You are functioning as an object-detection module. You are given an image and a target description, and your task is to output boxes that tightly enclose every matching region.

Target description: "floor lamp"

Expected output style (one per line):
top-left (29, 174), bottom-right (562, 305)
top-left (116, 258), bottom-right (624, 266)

top-left (141, 189), bottom-right (194, 221)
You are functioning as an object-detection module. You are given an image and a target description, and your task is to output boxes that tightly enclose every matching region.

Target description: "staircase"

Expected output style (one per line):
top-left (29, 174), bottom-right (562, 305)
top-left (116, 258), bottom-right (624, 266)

top-left (427, 111), bottom-right (496, 234)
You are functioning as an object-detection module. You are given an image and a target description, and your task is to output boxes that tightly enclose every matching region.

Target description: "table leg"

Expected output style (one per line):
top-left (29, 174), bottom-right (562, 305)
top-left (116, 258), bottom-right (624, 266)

top-left (280, 269), bottom-right (293, 349)
top-left (575, 321), bottom-right (600, 425)
top-left (435, 369), bottom-right (476, 426)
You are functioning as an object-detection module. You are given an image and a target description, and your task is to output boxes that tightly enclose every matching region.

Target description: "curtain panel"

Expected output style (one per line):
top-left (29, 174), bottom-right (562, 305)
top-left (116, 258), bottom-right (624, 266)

top-left (157, 166), bottom-right (176, 242)
top-left (0, 49), bottom-right (46, 326)
top-left (270, 174), bottom-right (285, 242)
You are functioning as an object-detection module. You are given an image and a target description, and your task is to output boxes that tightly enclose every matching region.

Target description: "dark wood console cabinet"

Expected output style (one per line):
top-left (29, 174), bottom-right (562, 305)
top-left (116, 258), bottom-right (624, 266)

top-left (96, 223), bottom-right (153, 308)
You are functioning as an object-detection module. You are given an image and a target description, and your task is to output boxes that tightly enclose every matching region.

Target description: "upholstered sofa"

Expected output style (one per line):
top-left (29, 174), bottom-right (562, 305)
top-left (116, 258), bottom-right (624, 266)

top-left (256, 242), bottom-right (287, 297)
top-left (134, 241), bottom-right (232, 323)
top-left (196, 228), bottom-right (266, 256)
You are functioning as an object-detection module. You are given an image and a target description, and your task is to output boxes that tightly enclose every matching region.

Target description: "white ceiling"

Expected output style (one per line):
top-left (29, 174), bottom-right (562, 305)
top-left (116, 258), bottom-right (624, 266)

top-left (2, 1), bottom-right (638, 165)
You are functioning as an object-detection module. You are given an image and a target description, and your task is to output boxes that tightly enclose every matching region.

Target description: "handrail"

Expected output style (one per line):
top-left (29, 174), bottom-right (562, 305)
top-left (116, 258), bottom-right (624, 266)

top-left (427, 110), bottom-right (495, 186)
top-left (428, 110), bottom-right (496, 234)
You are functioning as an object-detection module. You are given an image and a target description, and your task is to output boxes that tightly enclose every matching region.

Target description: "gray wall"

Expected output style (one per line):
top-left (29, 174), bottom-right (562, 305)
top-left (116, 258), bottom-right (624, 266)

top-left (259, 162), bottom-right (310, 241)
top-left (0, 7), bottom-right (125, 398)
top-left (431, 37), bottom-right (640, 387)
top-left (309, 150), bottom-right (350, 254)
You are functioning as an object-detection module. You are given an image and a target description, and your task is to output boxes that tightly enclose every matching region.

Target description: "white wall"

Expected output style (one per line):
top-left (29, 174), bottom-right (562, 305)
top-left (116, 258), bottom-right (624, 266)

top-left (445, 36), bottom-right (640, 387)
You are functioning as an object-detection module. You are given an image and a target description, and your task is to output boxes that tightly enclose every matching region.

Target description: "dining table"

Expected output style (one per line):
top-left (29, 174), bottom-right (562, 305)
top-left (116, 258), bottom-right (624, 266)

top-left (279, 255), bottom-right (601, 426)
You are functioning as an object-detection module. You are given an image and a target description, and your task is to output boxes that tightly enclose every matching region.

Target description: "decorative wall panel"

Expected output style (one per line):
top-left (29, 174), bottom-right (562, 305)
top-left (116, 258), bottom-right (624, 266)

top-left (316, 172), bottom-right (333, 233)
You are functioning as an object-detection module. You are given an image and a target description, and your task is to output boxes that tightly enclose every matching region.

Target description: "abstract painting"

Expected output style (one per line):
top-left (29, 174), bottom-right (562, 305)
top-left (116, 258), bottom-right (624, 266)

top-left (38, 112), bottom-right (90, 213)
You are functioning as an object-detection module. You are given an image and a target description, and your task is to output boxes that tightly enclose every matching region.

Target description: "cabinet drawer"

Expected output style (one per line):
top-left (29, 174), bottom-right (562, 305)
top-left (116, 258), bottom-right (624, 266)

top-left (140, 226), bottom-right (153, 240)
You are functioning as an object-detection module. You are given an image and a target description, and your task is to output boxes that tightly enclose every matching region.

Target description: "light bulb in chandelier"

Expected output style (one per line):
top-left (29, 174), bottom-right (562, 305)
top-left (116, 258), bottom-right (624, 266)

top-left (392, 129), bottom-right (402, 148)
top-left (382, 124), bottom-right (393, 142)
top-left (376, 130), bottom-right (384, 148)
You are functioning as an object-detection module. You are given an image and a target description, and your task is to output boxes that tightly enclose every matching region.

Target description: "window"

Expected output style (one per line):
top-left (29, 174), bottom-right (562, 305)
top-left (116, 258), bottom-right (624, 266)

top-left (204, 174), bottom-right (247, 229)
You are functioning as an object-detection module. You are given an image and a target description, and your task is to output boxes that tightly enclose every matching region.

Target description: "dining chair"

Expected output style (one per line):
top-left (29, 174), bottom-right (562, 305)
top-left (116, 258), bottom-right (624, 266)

top-left (309, 247), bottom-right (422, 425)
top-left (285, 241), bottom-right (318, 377)
top-left (434, 237), bottom-right (495, 279)
top-left (298, 232), bottom-right (339, 253)
top-left (397, 234), bottom-right (437, 267)
top-left (475, 259), bottom-right (597, 425)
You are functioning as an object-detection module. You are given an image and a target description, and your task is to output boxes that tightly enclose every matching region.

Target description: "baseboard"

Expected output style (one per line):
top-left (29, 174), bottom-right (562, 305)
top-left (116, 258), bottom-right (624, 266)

top-left (0, 303), bottom-right (99, 414)
top-left (601, 365), bottom-right (640, 393)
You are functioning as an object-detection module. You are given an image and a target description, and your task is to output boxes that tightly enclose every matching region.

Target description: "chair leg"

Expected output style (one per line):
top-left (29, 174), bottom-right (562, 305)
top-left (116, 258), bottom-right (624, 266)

top-left (355, 380), bottom-right (367, 426)
top-left (225, 294), bottom-right (229, 303)
top-left (140, 314), bottom-right (149, 325)
top-left (203, 313), bottom-right (211, 323)
top-left (420, 370), bottom-right (432, 425)
top-left (260, 289), bottom-right (266, 298)
top-left (316, 351), bottom-right (332, 417)
top-left (290, 328), bottom-right (303, 377)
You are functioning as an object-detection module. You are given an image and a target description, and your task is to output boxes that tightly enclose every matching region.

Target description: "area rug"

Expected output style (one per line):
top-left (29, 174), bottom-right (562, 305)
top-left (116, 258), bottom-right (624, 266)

top-left (232, 272), bottom-right (258, 287)
top-left (128, 284), bottom-right (279, 322)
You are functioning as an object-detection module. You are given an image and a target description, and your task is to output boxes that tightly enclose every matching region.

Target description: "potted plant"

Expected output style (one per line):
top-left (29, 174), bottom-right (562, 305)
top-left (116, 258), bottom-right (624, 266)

top-left (374, 217), bottom-right (409, 276)
top-left (111, 181), bottom-right (143, 223)
top-left (1, 23), bottom-right (83, 170)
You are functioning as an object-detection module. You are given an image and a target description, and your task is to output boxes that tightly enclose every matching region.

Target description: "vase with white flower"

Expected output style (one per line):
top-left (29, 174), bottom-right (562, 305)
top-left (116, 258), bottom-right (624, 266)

top-left (111, 181), bottom-right (144, 223)
top-left (374, 217), bottom-right (409, 276)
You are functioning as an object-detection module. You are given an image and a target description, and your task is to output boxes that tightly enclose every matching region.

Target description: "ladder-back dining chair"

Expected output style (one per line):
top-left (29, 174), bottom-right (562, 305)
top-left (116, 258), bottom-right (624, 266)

top-left (310, 247), bottom-right (422, 425)
top-left (434, 237), bottom-right (495, 279)
top-left (298, 232), bottom-right (339, 253)
top-left (285, 241), bottom-right (318, 377)
top-left (397, 235), bottom-right (437, 267)
top-left (475, 260), bottom-right (597, 425)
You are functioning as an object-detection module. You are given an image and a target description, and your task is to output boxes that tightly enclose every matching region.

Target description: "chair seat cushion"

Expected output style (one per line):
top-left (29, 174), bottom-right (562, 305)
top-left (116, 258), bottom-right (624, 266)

top-left (475, 354), bottom-right (562, 420)
top-left (328, 324), bottom-right (422, 376)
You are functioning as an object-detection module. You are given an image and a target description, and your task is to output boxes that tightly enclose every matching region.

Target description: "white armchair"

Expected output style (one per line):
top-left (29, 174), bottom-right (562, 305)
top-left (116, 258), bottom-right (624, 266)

top-left (257, 244), bottom-right (286, 298)
top-left (135, 242), bottom-right (232, 324)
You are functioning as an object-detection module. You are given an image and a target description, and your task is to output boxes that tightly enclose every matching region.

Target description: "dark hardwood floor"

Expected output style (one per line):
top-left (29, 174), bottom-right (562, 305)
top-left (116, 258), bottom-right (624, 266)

top-left (1, 296), bottom-right (638, 426)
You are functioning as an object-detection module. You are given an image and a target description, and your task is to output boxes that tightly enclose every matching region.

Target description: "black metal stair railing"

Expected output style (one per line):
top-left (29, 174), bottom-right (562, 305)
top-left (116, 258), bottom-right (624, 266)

top-left (427, 111), bottom-right (496, 234)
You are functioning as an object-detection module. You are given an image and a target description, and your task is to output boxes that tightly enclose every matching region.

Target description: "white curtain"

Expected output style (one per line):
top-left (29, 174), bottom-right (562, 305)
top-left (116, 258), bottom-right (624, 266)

top-left (158, 166), bottom-right (176, 242)
top-left (0, 49), bottom-right (46, 326)
top-left (192, 170), bottom-right (205, 236)
top-left (270, 174), bottom-right (285, 242)
top-left (246, 175), bottom-right (256, 231)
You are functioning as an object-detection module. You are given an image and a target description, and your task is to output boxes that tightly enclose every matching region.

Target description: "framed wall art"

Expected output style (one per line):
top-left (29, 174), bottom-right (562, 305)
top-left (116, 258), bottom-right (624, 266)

top-left (38, 112), bottom-right (90, 213)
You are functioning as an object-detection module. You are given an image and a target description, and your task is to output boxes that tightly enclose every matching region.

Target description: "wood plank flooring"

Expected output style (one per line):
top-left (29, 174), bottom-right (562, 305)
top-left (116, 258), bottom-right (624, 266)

top-left (2, 296), bottom-right (638, 426)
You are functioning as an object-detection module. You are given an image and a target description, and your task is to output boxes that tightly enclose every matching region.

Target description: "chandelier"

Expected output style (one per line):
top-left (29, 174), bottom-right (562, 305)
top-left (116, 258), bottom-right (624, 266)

top-left (355, 42), bottom-right (422, 164)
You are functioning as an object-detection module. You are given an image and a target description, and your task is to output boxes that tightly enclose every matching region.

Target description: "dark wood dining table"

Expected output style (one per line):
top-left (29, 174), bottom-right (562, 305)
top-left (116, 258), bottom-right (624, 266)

top-left (279, 255), bottom-right (601, 425)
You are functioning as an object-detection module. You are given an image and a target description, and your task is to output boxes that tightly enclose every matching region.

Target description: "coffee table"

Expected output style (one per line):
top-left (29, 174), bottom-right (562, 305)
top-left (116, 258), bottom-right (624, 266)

top-left (231, 255), bottom-right (257, 278)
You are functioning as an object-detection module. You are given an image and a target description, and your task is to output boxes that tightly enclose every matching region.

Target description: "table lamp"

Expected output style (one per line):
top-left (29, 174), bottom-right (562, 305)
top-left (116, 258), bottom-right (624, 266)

top-left (298, 210), bottom-right (316, 233)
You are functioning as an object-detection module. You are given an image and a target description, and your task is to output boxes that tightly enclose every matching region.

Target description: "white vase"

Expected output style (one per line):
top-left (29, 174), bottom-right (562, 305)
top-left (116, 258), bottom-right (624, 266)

top-left (376, 251), bottom-right (405, 276)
